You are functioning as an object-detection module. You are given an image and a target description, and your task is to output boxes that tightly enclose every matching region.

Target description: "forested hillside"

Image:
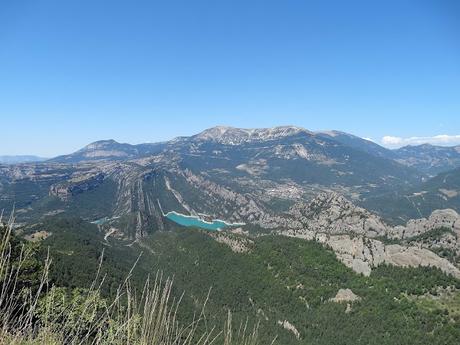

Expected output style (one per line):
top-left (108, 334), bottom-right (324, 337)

top-left (363, 167), bottom-right (460, 223)
top-left (6, 215), bottom-right (457, 345)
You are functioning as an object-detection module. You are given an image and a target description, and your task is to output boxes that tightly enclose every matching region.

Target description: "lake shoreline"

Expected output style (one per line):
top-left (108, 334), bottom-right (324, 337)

top-left (165, 210), bottom-right (245, 230)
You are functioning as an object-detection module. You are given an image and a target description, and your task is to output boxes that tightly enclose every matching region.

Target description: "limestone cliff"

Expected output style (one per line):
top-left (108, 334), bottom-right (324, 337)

top-left (281, 192), bottom-right (460, 278)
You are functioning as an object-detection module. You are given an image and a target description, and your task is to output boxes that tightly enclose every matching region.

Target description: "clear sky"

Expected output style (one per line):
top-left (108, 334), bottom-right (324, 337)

top-left (1, 0), bottom-right (459, 156)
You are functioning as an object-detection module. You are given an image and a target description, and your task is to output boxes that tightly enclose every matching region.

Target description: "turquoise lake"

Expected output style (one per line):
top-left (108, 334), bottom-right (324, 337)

top-left (91, 217), bottom-right (109, 225)
top-left (165, 212), bottom-right (238, 231)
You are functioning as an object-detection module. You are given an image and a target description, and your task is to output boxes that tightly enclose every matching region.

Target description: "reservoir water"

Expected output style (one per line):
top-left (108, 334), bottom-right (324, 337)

top-left (165, 212), bottom-right (242, 231)
top-left (91, 216), bottom-right (119, 226)
top-left (91, 217), bottom-right (109, 225)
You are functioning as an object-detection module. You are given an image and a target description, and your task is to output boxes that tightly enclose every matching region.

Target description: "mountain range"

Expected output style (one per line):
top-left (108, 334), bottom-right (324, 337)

top-left (2, 126), bottom-right (459, 229)
top-left (2, 125), bottom-right (460, 344)
top-left (46, 126), bottom-right (460, 175)
top-left (40, 126), bottom-right (458, 174)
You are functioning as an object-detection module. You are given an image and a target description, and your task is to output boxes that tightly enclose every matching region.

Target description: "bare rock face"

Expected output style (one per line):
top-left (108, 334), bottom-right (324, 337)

top-left (318, 235), bottom-right (385, 276)
top-left (389, 209), bottom-right (460, 240)
top-left (316, 233), bottom-right (460, 278)
top-left (288, 192), bottom-right (388, 237)
top-left (50, 172), bottom-right (105, 200)
top-left (384, 245), bottom-right (459, 278)
top-left (387, 209), bottom-right (460, 269)
top-left (281, 192), bottom-right (460, 278)
top-left (329, 289), bottom-right (361, 303)
top-left (193, 126), bottom-right (308, 145)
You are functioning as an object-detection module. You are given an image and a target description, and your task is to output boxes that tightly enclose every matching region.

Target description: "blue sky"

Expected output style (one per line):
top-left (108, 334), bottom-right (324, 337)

top-left (0, 0), bottom-right (459, 156)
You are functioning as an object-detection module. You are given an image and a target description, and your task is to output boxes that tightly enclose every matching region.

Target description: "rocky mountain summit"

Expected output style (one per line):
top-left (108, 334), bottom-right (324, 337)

top-left (191, 125), bottom-right (309, 145)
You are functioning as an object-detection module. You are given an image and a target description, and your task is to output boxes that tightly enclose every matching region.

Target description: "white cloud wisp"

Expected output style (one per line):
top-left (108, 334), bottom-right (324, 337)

top-left (381, 134), bottom-right (460, 148)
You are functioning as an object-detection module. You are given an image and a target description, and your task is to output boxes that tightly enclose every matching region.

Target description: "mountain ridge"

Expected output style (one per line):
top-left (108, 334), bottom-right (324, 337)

top-left (394, 143), bottom-right (460, 175)
top-left (2, 126), bottom-right (459, 237)
top-left (46, 126), bottom-right (460, 176)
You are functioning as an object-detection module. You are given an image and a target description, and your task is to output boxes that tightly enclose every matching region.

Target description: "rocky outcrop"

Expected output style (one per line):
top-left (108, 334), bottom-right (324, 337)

top-left (384, 245), bottom-right (459, 277)
top-left (388, 209), bottom-right (460, 239)
top-left (318, 235), bottom-right (385, 276)
top-left (281, 192), bottom-right (460, 278)
top-left (329, 289), bottom-right (361, 303)
top-left (388, 209), bottom-right (460, 268)
top-left (329, 288), bottom-right (361, 313)
top-left (288, 192), bottom-right (388, 237)
top-left (50, 173), bottom-right (105, 200)
top-left (281, 230), bottom-right (460, 278)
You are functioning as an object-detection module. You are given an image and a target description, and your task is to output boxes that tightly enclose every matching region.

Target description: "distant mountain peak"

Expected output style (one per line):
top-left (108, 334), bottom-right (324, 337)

top-left (81, 139), bottom-right (121, 150)
top-left (398, 143), bottom-right (434, 150)
top-left (49, 139), bottom-right (138, 162)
